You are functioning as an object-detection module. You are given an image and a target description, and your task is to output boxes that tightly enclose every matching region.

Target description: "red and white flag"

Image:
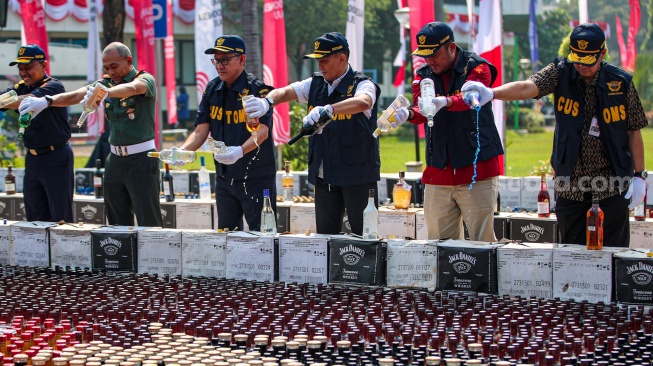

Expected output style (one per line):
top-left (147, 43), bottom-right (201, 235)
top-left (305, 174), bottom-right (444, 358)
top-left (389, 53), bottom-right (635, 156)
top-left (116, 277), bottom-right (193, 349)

top-left (19, 0), bottom-right (49, 74)
top-left (263, 0), bottom-right (290, 145)
top-left (616, 15), bottom-right (628, 67)
top-left (578, 0), bottom-right (589, 24)
top-left (392, 0), bottom-right (406, 99)
top-left (133, 0), bottom-right (159, 147)
top-left (625, 0), bottom-right (640, 72)
top-left (473, 0), bottom-right (504, 174)
top-left (165, 0), bottom-right (178, 125)
top-left (194, 0), bottom-right (223, 100)
top-left (85, 0), bottom-right (104, 136)
top-left (345, 0), bottom-right (365, 72)
top-left (407, 0), bottom-right (434, 139)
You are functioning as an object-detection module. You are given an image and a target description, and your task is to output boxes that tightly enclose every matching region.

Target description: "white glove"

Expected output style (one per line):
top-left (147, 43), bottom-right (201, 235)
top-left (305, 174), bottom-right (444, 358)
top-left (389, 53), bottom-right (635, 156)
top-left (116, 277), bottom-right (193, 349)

top-left (625, 177), bottom-right (647, 210)
top-left (18, 97), bottom-right (48, 118)
top-left (461, 81), bottom-right (494, 106)
top-left (417, 96), bottom-right (447, 117)
top-left (169, 146), bottom-right (187, 167)
top-left (214, 146), bottom-right (244, 165)
top-left (82, 84), bottom-right (108, 107)
top-left (244, 97), bottom-right (270, 118)
top-left (390, 107), bottom-right (410, 129)
top-left (302, 105), bottom-right (333, 134)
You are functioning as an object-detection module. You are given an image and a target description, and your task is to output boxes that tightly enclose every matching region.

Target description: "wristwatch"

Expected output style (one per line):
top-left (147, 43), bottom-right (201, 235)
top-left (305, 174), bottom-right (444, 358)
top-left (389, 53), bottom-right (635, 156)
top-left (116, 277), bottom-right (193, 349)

top-left (265, 96), bottom-right (275, 108)
top-left (45, 95), bottom-right (54, 107)
top-left (634, 171), bottom-right (648, 180)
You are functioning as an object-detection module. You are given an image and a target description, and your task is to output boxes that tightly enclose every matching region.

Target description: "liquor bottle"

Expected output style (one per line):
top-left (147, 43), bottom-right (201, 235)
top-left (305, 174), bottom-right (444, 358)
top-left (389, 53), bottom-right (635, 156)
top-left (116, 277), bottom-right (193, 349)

top-left (5, 164), bottom-right (16, 195)
top-left (586, 193), bottom-right (604, 250)
top-left (147, 149), bottom-right (197, 164)
top-left (462, 91), bottom-right (481, 111)
top-left (362, 189), bottom-right (378, 239)
top-left (634, 193), bottom-right (647, 221)
top-left (260, 189), bottom-right (277, 236)
top-left (18, 112), bottom-right (32, 138)
top-left (419, 79), bottom-right (437, 127)
top-left (198, 156), bottom-right (211, 200)
top-left (392, 171), bottom-right (411, 209)
top-left (207, 137), bottom-right (228, 155)
top-left (0, 90), bottom-right (18, 108)
top-left (163, 163), bottom-right (175, 202)
top-left (494, 192), bottom-right (501, 215)
top-left (282, 161), bottom-right (294, 202)
top-left (241, 95), bottom-right (260, 141)
top-left (537, 173), bottom-right (550, 218)
top-left (94, 159), bottom-right (103, 199)
top-left (288, 108), bottom-right (334, 145)
top-left (77, 82), bottom-right (109, 127)
top-left (373, 95), bottom-right (411, 137)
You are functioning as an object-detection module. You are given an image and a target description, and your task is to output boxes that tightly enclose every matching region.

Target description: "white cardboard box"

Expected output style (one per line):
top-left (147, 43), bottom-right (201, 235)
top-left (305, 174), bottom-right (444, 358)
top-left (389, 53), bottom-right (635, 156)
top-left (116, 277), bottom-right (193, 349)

top-left (137, 229), bottom-right (183, 276)
top-left (498, 176), bottom-right (521, 211)
top-left (175, 199), bottom-right (214, 230)
top-left (377, 207), bottom-right (418, 239)
top-left (629, 219), bottom-right (653, 250)
top-left (386, 239), bottom-right (438, 290)
top-left (10, 221), bottom-right (57, 267)
top-left (278, 234), bottom-right (329, 284)
top-left (0, 220), bottom-right (17, 265)
top-left (415, 210), bottom-right (427, 240)
top-left (497, 242), bottom-right (556, 299)
top-left (49, 223), bottom-right (102, 270)
top-left (290, 203), bottom-right (316, 234)
top-left (552, 245), bottom-right (620, 303)
top-left (181, 229), bottom-right (227, 278)
top-left (226, 232), bottom-right (276, 282)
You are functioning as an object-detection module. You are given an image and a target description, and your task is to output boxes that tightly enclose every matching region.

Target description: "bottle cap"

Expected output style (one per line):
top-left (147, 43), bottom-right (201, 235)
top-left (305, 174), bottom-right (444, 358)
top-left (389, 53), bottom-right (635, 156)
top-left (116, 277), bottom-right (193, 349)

top-left (200, 156), bottom-right (205, 166)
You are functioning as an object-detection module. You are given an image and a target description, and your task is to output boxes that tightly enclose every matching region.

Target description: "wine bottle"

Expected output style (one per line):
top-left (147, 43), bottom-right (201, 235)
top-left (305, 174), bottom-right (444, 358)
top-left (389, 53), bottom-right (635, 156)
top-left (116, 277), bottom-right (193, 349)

top-left (163, 163), bottom-right (174, 202)
top-left (94, 159), bottom-right (103, 199)
top-left (537, 173), bottom-right (550, 218)
top-left (287, 108), bottom-right (334, 145)
top-left (586, 193), bottom-right (604, 250)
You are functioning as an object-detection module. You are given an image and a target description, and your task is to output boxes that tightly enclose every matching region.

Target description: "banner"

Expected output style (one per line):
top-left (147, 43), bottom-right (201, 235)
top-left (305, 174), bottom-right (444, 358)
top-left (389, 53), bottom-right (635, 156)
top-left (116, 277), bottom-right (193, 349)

top-left (625, 0), bottom-right (640, 72)
top-left (616, 15), bottom-right (628, 67)
top-left (474, 0), bottom-right (504, 174)
top-left (133, 0), bottom-right (159, 147)
top-left (407, 0), bottom-right (434, 139)
top-left (345, 0), bottom-right (365, 72)
top-left (578, 0), bottom-right (588, 24)
top-left (194, 0), bottom-right (223, 100)
top-left (528, 0), bottom-right (539, 72)
top-left (19, 0), bottom-right (49, 74)
top-left (392, 0), bottom-right (406, 99)
top-left (263, 0), bottom-right (290, 145)
top-left (165, 0), bottom-right (178, 125)
top-left (85, 0), bottom-right (104, 136)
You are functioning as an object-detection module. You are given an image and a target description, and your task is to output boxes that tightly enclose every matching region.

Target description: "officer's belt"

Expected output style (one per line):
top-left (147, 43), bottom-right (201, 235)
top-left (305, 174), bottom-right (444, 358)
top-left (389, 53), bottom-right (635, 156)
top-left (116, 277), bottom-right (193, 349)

top-left (110, 139), bottom-right (155, 157)
top-left (28, 143), bottom-right (68, 156)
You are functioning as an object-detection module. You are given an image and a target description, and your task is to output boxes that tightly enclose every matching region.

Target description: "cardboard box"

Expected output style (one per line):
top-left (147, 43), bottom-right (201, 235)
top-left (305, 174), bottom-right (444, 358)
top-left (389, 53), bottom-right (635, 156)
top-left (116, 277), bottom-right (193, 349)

top-left (226, 232), bottom-right (277, 282)
top-left (377, 207), bottom-right (418, 239)
top-left (13, 196), bottom-right (26, 221)
top-left (175, 199), bottom-right (214, 230)
top-left (629, 219), bottom-right (653, 250)
top-left (72, 197), bottom-right (105, 225)
top-left (508, 214), bottom-right (558, 243)
top-left (377, 178), bottom-right (389, 204)
top-left (168, 170), bottom-right (191, 195)
top-left (552, 245), bottom-right (617, 303)
top-left (10, 221), bottom-right (57, 267)
top-left (290, 203), bottom-right (316, 234)
top-left (137, 229), bottom-right (183, 276)
top-left (463, 213), bottom-right (511, 241)
top-left (91, 226), bottom-right (146, 271)
top-left (181, 230), bottom-right (228, 278)
top-left (49, 223), bottom-right (101, 270)
top-left (0, 194), bottom-right (16, 220)
top-left (416, 210), bottom-right (427, 240)
top-left (160, 201), bottom-right (177, 229)
top-left (276, 202), bottom-right (291, 233)
top-left (0, 220), bottom-right (17, 266)
top-left (497, 243), bottom-right (556, 299)
top-left (74, 168), bottom-right (95, 194)
top-left (278, 234), bottom-right (329, 285)
top-left (437, 240), bottom-right (503, 294)
top-left (328, 235), bottom-right (387, 286)
top-left (386, 239), bottom-right (438, 290)
top-left (613, 250), bottom-right (653, 304)
top-left (498, 176), bottom-right (521, 211)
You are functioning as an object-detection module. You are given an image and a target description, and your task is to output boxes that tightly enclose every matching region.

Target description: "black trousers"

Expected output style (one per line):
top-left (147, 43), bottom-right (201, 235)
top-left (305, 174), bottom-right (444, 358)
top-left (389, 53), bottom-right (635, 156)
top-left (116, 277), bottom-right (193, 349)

top-left (214, 174), bottom-right (276, 231)
top-left (24, 144), bottom-right (74, 222)
top-left (555, 191), bottom-right (630, 247)
top-left (314, 178), bottom-right (378, 235)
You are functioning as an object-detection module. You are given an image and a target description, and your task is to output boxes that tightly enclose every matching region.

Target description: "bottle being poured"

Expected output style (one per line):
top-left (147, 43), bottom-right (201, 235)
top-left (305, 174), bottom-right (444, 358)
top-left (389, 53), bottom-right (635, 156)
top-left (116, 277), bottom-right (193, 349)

top-left (420, 79), bottom-right (437, 127)
top-left (463, 90), bottom-right (482, 112)
top-left (77, 82), bottom-right (110, 128)
top-left (373, 95), bottom-right (411, 137)
top-left (241, 95), bottom-right (260, 147)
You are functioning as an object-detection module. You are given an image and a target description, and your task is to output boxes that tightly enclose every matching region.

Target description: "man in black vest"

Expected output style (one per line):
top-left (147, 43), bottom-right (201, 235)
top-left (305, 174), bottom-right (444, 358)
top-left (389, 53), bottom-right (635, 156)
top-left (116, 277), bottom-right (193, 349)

top-left (245, 32), bottom-right (381, 235)
top-left (391, 22), bottom-right (504, 242)
top-left (463, 23), bottom-right (648, 247)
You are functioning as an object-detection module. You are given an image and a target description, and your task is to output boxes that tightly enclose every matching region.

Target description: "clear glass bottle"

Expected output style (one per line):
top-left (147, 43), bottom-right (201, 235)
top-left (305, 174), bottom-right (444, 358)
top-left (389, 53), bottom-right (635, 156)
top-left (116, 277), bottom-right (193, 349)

top-left (163, 163), bottom-right (174, 202)
top-left (420, 79), bottom-right (436, 127)
top-left (537, 173), bottom-right (550, 218)
top-left (362, 189), bottom-right (378, 239)
top-left (260, 189), bottom-right (277, 236)
top-left (147, 149), bottom-right (197, 164)
top-left (586, 193), bottom-right (604, 250)
top-left (373, 95), bottom-right (410, 137)
top-left (5, 164), bottom-right (16, 195)
top-left (94, 159), bottom-right (103, 199)
top-left (0, 90), bottom-right (18, 108)
top-left (77, 82), bottom-right (109, 127)
top-left (282, 161), bottom-right (294, 203)
top-left (634, 192), bottom-right (646, 221)
top-left (198, 156), bottom-right (211, 200)
top-left (392, 171), bottom-right (411, 209)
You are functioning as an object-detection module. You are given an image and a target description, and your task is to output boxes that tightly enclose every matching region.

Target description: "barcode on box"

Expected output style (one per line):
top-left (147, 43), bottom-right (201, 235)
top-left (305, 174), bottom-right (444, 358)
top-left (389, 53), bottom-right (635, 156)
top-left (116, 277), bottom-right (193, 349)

top-left (304, 276), bottom-right (323, 284)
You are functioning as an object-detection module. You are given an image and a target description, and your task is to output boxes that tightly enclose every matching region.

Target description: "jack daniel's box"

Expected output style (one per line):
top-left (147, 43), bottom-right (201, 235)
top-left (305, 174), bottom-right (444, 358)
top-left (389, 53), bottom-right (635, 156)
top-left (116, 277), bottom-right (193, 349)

top-left (463, 213), bottom-right (511, 241)
top-left (72, 197), bottom-right (105, 224)
top-left (278, 234), bottom-right (329, 285)
top-left (159, 201), bottom-right (177, 229)
top-left (614, 250), bottom-right (653, 304)
top-left (328, 235), bottom-right (387, 286)
top-left (137, 229), bottom-right (182, 276)
top-left (553, 245), bottom-right (618, 303)
top-left (91, 226), bottom-right (147, 271)
top-left (226, 232), bottom-right (278, 282)
top-left (0, 194), bottom-right (15, 220)
top-left (386, 239), bottom-right (438, 290)
top-left (497, 243), bottom-right (557, 299)
top-left (437, 240), bottom-right (504, 294)
top-left (74, 168), bottom-right (95, 194)
top-left (10, 221), bottom-right (57, 267)
top-left (0, 220), bottom-right (17, 265)
top-left (508, 214), bottom-right (557, 243)
top-left (276, 202), bottom-right (291, 233)
top-left (298, 172), bottom-right (315, 198)
top-left (182, 230), bottom-right (227, 278)
top-left (50, 223), bottom-right (102, 270)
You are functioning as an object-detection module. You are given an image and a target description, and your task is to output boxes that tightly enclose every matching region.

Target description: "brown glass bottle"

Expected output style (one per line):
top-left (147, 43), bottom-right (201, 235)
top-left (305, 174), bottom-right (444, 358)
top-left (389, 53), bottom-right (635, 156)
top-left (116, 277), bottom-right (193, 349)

top-left (5, 164), bottom-right (16, 195)
top-left (586, 193), bottom-right (604, 250)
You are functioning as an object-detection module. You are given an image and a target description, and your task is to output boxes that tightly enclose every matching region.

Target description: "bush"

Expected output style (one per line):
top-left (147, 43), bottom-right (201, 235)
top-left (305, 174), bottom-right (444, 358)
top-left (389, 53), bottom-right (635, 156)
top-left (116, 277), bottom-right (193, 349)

top-left (281, 101), bottom-right (309, 171)
top-left (516, 107), bottom-right (546, 133)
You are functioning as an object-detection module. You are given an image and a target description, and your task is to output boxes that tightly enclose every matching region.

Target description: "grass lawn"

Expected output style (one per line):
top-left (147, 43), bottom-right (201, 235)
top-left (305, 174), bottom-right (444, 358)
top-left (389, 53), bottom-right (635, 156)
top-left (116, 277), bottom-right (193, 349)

top-left (378, 127), bottom-right (653, 176)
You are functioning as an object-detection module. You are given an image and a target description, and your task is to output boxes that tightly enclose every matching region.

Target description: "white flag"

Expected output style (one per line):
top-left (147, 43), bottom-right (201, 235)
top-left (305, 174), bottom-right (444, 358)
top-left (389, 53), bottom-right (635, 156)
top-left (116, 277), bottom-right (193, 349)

top-left (345, 0), bottom-right (365, 71)
top-left (86, 0), bottom-right (104, 137)
top-left (579, 0), bottom-right (589, 23)
top-left (194, 0), bottom-right (223, 100)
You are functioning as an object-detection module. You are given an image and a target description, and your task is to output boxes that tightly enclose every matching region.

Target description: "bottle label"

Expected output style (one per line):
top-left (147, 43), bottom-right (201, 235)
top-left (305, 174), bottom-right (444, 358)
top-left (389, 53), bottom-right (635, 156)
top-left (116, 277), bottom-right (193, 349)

top-left (588, 226), bottom-right (596, 232)
top-left (537, 202), bottom-right (549, 215)
top-left (634, 202), bottom-right (645, 217)
top-left (164, 183), bottom-right (171, 196)
top-left (5, 183), bottom-right (15, 192)
top-left (94, 177), bottom-right (102, 187)
top-left (401, 182), bottom-right (412, 191)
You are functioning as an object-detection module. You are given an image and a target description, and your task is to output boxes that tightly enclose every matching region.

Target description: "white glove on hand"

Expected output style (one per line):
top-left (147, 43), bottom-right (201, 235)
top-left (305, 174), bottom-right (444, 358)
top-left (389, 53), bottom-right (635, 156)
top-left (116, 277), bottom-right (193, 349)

top-left (214, 146), bottom-right (244, 165)
top-left (390, 107), bottom-right (410, 129)
top-left (461, 81), bottom-right (494, 106)
top-left (244, 97), bottom-right (270, 118)
top-left (302, 105), bottom-right (333, 134)
top-left (417, 96), bottom-right (447, 118)
top-left (18, 97), bottom-right (48, 118)
top-left (169, 146), bottom-right (187, 167)
top-left (625, 177), bottom-right (647, 210)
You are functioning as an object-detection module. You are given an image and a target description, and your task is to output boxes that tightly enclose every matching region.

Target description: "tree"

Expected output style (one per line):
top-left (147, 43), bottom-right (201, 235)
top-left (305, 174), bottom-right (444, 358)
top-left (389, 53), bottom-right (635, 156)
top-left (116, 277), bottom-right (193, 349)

top-left (241, 0), bottom-right (262, 76)
top-left (102, 0), bottom-right (126, 45)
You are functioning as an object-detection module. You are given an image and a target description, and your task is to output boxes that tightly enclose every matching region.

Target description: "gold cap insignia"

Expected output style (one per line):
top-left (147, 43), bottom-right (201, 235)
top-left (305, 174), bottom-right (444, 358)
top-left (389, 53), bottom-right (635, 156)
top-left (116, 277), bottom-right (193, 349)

top-left (19, 48), bottom-right (25, 55)
top-left (577, 40), bottom-right (588, 50)
top-left (315, 41), bottom-right (320, 50)
top-left (217, 38), bottom-right (225, 45)
top-left (419, 35), bottom-right (426, 45)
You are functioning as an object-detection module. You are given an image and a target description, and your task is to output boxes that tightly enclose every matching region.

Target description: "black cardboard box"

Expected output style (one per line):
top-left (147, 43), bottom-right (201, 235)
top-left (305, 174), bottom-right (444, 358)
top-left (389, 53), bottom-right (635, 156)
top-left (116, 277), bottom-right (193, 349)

top-left (613, 250), bottom-right (653, 304)
top-left (73, 197), bottom-right (105, 225)
top-left (508, 214), bottom-right (557, 243)
top-left (276, 203), bottom-right (291, 233)
top-left (91, 226), bottom-right (145, 271)
top-left (437, 240), bottom-right (503, 294)
top-left (328, 235), bottom-right (387, 286)
top-left (160, 201), bottom-right (177, 229)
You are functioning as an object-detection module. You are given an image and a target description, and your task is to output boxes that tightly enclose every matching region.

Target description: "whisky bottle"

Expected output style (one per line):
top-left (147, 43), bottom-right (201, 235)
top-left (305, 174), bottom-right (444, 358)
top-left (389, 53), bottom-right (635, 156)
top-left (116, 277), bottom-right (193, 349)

top-left (586, 193), bottom-right (604, 250)
top-left (5, 164), bottom-right (16, 195)
top-left (392, 171), bottom-right (411, 209)
top-left (282, 161), bottom-right (294, 202)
